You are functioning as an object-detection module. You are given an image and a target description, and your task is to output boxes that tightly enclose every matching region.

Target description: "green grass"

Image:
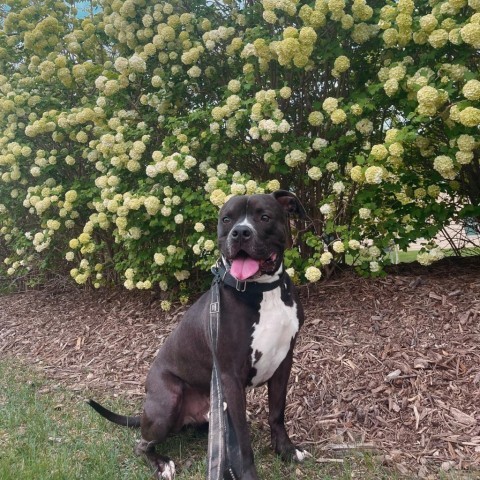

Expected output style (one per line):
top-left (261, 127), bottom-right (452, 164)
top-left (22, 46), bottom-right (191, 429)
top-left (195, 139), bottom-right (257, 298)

top-left (0, 358), bottom-right (401, 479)
top-left (345, 249), bottom-right (419, 266)
top-left (0, 359), bottom-right (149, 480)
top-left (396, 250), bottom-right (418, 263)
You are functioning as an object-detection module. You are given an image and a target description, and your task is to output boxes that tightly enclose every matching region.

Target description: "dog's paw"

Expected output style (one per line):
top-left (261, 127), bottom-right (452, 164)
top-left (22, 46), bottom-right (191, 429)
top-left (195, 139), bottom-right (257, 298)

top-left (158, 460), bottom-right (175, 479)
top-left (294, 448), bottom-right (312, 462)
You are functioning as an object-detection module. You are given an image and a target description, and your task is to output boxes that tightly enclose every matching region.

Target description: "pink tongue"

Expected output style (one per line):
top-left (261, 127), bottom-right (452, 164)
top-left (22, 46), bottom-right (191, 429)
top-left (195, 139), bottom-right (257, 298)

top-left (230, 257), bottom-right (261, 281)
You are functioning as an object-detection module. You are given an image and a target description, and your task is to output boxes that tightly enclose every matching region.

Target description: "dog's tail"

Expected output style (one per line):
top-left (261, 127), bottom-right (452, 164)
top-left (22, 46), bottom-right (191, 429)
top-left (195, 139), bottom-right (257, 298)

top-left (87, 399), bottom-right (141, 428)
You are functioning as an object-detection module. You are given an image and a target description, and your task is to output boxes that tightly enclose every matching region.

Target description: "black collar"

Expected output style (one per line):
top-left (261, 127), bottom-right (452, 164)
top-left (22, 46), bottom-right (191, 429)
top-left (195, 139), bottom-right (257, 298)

top-left (212, 261), bottom-right (286, 293)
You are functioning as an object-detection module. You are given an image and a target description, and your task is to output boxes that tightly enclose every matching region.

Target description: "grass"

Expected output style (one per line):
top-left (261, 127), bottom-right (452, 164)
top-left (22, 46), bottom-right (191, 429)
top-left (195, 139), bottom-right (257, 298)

top-left (0, 359), bottom-right (149, 480)
top-left (0, 358), bottom-right (402, 480)
top-left (345, 249), bottom-right (419, 266)
top-left (396, 250), bottom-right (418, 263)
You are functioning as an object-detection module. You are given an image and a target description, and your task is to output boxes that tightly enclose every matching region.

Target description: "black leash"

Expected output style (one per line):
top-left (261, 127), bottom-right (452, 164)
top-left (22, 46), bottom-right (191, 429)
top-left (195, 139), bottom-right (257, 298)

top-left (207, 266), bottom-right (242, 480)
top-left (206, 262), bottom-right (286, 480)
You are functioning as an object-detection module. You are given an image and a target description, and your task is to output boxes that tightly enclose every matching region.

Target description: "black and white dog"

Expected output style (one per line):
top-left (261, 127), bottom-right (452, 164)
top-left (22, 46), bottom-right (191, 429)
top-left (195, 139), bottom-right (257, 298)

top-left (89, 190), bottom-right (307, 479)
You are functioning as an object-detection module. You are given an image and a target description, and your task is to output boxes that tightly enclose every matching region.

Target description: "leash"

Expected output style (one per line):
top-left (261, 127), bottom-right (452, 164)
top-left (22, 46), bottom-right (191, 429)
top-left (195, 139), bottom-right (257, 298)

top-left (207, 266), bottom-right (242, 480)
top-left (206, 261), bottom-right (286, 480)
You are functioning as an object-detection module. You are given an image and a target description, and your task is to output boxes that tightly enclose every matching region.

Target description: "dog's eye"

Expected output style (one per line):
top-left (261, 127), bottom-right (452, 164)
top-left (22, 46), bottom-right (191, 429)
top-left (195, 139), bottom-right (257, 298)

top-left (222, 216), bottom-right (231, 224)
top-left (261, 214), bottom-right (270, 222)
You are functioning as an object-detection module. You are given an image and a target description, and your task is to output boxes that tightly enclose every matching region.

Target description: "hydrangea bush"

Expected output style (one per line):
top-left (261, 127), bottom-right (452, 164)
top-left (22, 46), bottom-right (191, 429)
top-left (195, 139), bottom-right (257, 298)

top-left (0, 0), bottom-right (479, 300)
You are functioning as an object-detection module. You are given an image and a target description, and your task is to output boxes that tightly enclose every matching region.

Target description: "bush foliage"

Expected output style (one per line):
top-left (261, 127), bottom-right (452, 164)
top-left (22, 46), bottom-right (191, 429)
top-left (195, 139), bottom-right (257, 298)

top-left (0, 0), bottom-right (479, 300)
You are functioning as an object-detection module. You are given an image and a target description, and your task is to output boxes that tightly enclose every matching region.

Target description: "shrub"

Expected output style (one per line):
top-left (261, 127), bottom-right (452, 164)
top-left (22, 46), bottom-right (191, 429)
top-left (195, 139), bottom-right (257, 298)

top-left (0, 0), bottom-right (479, 298)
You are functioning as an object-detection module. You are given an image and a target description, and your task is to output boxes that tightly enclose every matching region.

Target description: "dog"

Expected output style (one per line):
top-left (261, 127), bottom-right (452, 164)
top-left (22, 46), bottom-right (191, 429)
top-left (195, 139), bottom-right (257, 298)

top-left (88, 190), bottom-right (307, 479)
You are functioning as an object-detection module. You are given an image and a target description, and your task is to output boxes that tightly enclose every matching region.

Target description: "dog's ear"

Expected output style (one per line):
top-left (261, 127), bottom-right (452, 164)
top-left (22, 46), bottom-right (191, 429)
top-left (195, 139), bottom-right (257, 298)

top-left (272, 190), bottom-right (306, 218)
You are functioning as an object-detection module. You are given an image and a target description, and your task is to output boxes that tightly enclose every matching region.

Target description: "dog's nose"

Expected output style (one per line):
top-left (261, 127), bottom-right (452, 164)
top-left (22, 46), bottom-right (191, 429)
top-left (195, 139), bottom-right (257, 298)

top-left (231, 225), bottom-right (252, 240)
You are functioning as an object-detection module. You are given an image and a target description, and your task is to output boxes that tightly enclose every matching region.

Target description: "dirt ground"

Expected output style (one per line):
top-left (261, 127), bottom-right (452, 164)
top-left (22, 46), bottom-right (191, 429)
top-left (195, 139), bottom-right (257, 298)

top-left (1, 257), bottom-right (479, 478)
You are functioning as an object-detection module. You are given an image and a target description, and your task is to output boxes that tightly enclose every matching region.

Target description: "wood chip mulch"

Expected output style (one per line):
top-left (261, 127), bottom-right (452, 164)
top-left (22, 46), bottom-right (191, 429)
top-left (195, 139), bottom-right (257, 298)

top-left (1, 257), bottom-right (479, 478)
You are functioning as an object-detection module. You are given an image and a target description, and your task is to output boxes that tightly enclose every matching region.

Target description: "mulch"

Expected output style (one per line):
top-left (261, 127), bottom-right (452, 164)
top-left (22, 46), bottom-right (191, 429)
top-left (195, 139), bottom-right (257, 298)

top-left (1, 257), bottom-right (479, 478)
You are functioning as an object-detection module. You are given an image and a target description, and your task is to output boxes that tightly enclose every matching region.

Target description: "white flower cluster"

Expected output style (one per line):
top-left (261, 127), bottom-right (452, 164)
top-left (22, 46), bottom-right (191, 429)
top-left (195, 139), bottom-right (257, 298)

top-left (146, 151), bottom-right (195, 183)
top-left (305, 265), bottom-right (322, 282)
top-left (433, 155), bottom-right (456, 180)
top-left (285, 149), bottom-right (307, 167)
top-left (417, 247), bottom-right (445, 266)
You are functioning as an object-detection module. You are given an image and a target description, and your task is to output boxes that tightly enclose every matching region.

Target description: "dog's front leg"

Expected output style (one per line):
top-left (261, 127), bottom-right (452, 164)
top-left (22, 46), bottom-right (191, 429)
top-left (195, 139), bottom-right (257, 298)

top-left (221, 375), bottom-right (259, 480)
top-left (267, 346), bottom-right (307, 462)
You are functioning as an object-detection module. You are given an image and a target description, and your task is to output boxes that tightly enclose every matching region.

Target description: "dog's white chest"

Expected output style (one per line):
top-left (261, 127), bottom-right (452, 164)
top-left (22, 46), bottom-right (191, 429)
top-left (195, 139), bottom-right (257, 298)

top-left (249, 289), bottom-right (299, 387)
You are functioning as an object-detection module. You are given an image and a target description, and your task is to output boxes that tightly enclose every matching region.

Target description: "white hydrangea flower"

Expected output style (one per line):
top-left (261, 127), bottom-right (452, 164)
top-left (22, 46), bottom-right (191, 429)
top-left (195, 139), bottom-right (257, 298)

top-left (356, 118), bottom-right (373, 135)
top-left (174, 270), bottom-right (190, 281)
top-left (332, 181), bottom-right (345, 194)
top-left (210, 189), bottom-right (227, 207)
top-left (312, 138), bottom-right (328, 150)
top-left (433, 155), bottom-right (454, 177)
top-left (457, 134), bottom-right (475, 152)
top-left (369, 261), bottom-right (380, 272)
top-left (334, 55), bottom-right (350, 73)
top-left (320, 251), bottom-right (333, 265)
top-left (245, 180), bottom-right (258, 194)
top-left (322, 97), bottom-right (338, 114)
top-left (331, 109), bottom-right (347, 124)
top-left (462, 79), bottom-right (480, 101)
top-left (348, 239), bottom-right (360, 250)
top-left (359, 208), bottom-right (371, 219)
top-left (129, 54), bottom-right (147, 73)
top-left (277, 119), bottom-right (291, 133)
top-left (228, 80), bottom-right (241, 93)
top-left (160, 300), bottom-right (172, 311)
top-left (332, 241), bottom-right (345, 253)
top-left (285, 149), bottom-right (307, 167)
top-left (305, 266), bottom-right (322, 282)
top-left (204, 239), bottom-right (215, 251)
top-left (161, 206), bottom-right (172, 216)
top-left (249, 126), bottom-right (260, 139)
top-left (153, 252), bottom-right (165, 266)
top-left (456, 151), bottom-right (473, 165)
top-left (279, 86), bottom-right (292, 99)
top-left (231, 183), bottom-right (246, 195)
top-left (370, 144), bottom-right (388, 160)
top-left (326, 162), bottom-right (338, 172)
top-left (271, 142), bottom-right (282, 152)
top-left (308, 166), bottom-right (322, 180)
top-left (184, 155), bottom-right (197, 169)
top-left (187, 66), bottom-right (201, 78)
top-left (308, 111), bottom-right (324, 126)
top-left (173, 170), bottom-right (189, 182)
top-left (365, 166), bottom-right (383, 184)
top-left (320, 203), bottom-right (333, 217)
top-left (266, 179), bottom-right (281, 191)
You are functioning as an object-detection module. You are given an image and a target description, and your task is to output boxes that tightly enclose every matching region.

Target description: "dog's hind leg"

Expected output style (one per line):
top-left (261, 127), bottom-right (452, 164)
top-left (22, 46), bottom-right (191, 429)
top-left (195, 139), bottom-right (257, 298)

top-left (135, 439), bottom-right (176, 479)
top-left (136, 371), bottom-right (185, 479)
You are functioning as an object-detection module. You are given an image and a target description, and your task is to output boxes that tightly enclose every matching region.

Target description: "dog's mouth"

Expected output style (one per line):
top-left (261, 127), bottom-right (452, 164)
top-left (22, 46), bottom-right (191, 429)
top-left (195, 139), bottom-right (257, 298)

top-left (228, 251), bottom-right (278, 281)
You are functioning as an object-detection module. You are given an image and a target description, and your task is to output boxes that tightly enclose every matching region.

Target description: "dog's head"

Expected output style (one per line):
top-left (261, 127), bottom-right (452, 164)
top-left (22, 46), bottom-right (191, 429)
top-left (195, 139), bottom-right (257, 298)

top-left (217, 190), bottom-right (305, 281)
